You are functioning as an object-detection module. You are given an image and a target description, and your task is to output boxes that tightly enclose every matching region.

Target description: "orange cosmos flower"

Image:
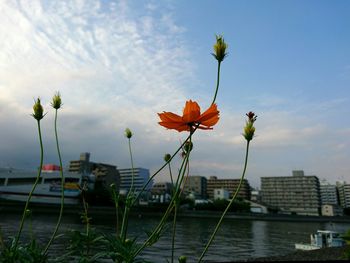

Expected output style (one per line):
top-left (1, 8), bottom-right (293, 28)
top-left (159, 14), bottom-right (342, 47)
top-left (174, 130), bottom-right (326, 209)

top-left (158, 100), bottom-right (220, 132)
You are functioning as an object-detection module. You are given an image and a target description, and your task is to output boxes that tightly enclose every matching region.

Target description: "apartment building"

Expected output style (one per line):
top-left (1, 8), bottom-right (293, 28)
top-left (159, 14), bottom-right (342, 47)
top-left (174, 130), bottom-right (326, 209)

top-left (337, 182), bottom-right (350, 208)
top-left (206, 176), bottom-right (251, 200)
top-left (68, 152), bottom-right (120, 191)
top-left (261, 170), bottom-right (321, 216)
top-left (183, 175), bottom-right (207, 199)
top-left (118, 167), bottom-right (152, 194)
top-left (320, 180), bottom-right (339, 205)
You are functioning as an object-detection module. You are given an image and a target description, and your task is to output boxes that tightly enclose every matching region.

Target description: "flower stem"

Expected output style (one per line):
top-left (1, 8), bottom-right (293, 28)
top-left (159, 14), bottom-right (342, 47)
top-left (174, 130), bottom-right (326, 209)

top-left (171, 201), bottom-right (178, 263)
top-left (211, 61), bottom-right (221, 105)
top-left (133, 147), bottom-right (191, 258)
top-left (120, 138), bottom-right (135, 241)
top-left (111, 187), bottom-right (119, 236)
top-left (132, 128), bottom-right (197, 207)
top-left (43, 109), bottom-right (64, 256)
top-left (14, 120), bottom-right (44, 250)
top-left (197, 141), bottom-right (250, 262)
top-left (168, 162), bottom-right (174, 187)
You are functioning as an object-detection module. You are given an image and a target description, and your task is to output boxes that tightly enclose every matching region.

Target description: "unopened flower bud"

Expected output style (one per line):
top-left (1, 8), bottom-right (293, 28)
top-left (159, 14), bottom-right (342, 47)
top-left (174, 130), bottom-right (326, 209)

top-left (246, 111), bottom-right (257, 123)
top-left (178, 255), bottom-right (187, 263)
top-left (125, 128), bottom-right (133, 139)
top-left (243, 112), bottom-right (257, 141)
top-left (51, 92), bottom-right (62, 109)
top-left (125, 239), bottom-right (133, 246)
top-left (32, 98), bottom-right (44, 121)
top-left (25, 209), bottom-right (32, 217)
top-left (164, 153), bottom-right (171, 163)
top-left (212, 35), bottom-right (228, 62)
top-left (183, 141), bottom-right (193, 153)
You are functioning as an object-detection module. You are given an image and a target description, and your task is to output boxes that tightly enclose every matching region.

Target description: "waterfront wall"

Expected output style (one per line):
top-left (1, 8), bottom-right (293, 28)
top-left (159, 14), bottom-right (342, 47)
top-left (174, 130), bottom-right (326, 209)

top-left (1, 201), bottom-right (350, 223)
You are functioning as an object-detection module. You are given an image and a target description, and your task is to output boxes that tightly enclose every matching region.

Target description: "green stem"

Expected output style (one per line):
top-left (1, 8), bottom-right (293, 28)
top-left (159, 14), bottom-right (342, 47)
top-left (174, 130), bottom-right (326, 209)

top-left (133, 149), bottom-right (191, 258)
top-left (128, 138), bottom-right (135, 193)
top-left (171, 202), bottom-right (178, 263)
top-left (14, 120), bottom-right (44, 250)
top-left (197, 141), bottom-right (250, 263)
top-left (112, 188), bottom-right (119, 236)
top-left (171, 147), bottom-right (191, 263)
top-left (120, 138), bottom-right (135, 241)
top-left (211, 61), bottom-right (221, 105)
top-left (43, 109), bottom-right (65, 256)
top-left (82, 191), bottom-right (90, 236)
top-left (168, 163), bottom-right (174, 187)
top-left (132, 128), bottom-right (197, 207)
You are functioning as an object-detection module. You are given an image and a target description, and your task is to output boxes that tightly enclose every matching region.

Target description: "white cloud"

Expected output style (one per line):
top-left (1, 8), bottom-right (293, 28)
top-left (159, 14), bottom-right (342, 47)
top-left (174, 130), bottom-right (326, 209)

top-left (0, 0), bottom-right (194, 170)
top-left (0, 0), bottom-right (349, 189)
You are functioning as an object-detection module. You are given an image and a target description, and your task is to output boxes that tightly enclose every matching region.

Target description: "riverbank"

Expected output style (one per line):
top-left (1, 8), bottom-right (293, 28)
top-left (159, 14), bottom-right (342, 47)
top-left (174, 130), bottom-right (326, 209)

top-left (1, 201), bottom-right (350, 223)
top-left (225, 245), bottom-right (350, 262)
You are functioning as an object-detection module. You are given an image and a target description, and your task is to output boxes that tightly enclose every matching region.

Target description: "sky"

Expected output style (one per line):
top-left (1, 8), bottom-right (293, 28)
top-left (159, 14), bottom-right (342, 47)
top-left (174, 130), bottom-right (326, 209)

top-left (0, 0), bottom-right (349, 189)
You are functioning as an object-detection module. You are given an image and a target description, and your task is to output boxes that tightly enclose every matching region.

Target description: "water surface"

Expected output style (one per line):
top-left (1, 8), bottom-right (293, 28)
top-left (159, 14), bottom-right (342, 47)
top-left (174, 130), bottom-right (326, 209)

top-left (1, 212), bottom-right (349, 262)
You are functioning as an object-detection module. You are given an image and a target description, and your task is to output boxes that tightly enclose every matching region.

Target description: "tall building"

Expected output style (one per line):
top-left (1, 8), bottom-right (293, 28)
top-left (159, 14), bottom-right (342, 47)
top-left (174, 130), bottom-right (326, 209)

top-left (68, 152), bottom-right (120, 191)
top-left (182, 175), bottom-right (207, 199)
top-left (320, 180), bottom-right (339, 205)
top-left (118, 167), bottom-right (152, 194)
top-left (261, 170), bottom-right (321, 216)
top-left (337, 182), bottom-right (350, 209)
top-left (206, 176), bottom-right (251, 200)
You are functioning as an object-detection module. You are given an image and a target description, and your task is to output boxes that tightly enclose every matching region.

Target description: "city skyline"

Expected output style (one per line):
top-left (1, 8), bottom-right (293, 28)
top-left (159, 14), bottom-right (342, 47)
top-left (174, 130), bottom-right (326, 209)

top-left (0, 1), bottom-right (349, 188)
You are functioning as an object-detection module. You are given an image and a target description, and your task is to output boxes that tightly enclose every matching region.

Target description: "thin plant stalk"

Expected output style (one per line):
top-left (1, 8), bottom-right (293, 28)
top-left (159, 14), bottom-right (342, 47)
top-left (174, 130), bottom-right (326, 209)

top-left (171, 201), bottom-right (178, 263)
top-left (197, 141), bottom-right (250, 263)
top-left (43, 109), bottom-right (65, 256)
top-left (211, 61), bottom-right (221, 105)
top-left (120, 137), bottom-right (135, 241)
top-left (132, 127), bottom-right (198, 206)
top-left (111, 186), bottom-right (120, 236)
top-left (133, 149), bottom-right (191, 258)
top-left (171, 149), bottom-right (191, 263)
top-left (80, 185), bottom-right (90, 236)
top-left (168, 162), bottom-right (174, 187)
top-left (14, 120), bottom-right (44, 250)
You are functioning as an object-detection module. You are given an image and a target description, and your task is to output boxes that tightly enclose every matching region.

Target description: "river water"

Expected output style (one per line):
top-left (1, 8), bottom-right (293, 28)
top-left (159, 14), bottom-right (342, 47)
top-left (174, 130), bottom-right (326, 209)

top-left (1, 211), bottom-right (349, 262)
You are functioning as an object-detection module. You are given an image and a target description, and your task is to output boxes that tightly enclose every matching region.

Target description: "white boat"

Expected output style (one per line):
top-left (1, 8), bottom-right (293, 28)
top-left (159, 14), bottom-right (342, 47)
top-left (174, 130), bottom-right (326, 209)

top-left (295, 230), bottom-right (346, 250)
top-left (0, 164), bottom-right (83, 205)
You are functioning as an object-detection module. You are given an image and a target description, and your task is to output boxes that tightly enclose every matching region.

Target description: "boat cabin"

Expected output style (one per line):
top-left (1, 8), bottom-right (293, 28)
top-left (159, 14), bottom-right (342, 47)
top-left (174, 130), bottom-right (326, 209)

top-left (311, 230), bottom-right (345, 248)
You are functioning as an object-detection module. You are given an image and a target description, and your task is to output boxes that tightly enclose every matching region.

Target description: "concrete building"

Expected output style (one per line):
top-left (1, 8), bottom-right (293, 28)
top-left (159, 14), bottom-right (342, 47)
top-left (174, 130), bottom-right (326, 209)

top-left (320, 180), bottom-right (339, 205)
top-left (206, 176), bottom-right (251, 200)
top-left (68, 152), bottom-right (120, 192)
top-left (118, 167), bottom-right (152, 194)
top-left (321, 204), bottom-right (343, 216)
top-left (261, 170), bottom-right (321, 216)
top-left (337, 182), bottom-right (350, 209)
top-left (251, 189), bottom-right (262, 203)
top-left (151, 182), bottom-right (173, 203)
top-left (213, 188), bottom-right (230, 200)
top-left (183, 175), bottom-right (207, 199)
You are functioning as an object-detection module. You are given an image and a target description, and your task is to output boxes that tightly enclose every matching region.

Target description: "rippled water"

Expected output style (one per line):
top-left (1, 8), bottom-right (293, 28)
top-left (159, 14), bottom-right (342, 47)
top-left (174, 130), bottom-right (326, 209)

top-left (1, 211), bottom-right (349, 262)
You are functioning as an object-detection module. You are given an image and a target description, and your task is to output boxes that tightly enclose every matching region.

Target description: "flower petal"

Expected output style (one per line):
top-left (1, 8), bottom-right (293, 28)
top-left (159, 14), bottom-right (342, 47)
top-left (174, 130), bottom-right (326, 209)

top-left (158, 112), bottom-right (190, 132)
top-left (182, 100), bottom-right (201, 123)
top-left (158, 121), bottom-right (189, 132)
top-left (197, 103), bottom-right (220, 127)
top-left (158, 112), bottom-right (183, 123)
